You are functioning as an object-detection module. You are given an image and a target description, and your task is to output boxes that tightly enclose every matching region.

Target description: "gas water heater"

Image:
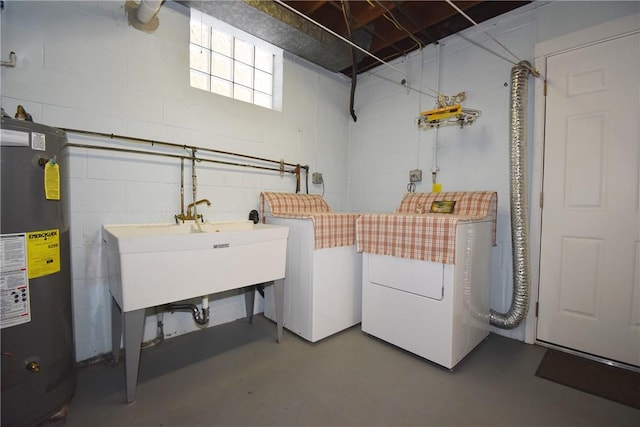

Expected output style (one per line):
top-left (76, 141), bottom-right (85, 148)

top-left (1, 116), bottom-right (76, 426)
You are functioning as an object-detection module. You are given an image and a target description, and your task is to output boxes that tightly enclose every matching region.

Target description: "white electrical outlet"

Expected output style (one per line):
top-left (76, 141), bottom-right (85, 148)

top-left (409, 169), bottom-right (422, 183)
top-left (312, 172), bottom-right (323, 184)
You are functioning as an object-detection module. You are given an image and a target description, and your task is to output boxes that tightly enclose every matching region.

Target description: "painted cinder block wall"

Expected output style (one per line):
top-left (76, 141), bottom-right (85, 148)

top-left (1, 1), bottom-right (350, 362)
top-left (1, 1), bottom-right (637, 361)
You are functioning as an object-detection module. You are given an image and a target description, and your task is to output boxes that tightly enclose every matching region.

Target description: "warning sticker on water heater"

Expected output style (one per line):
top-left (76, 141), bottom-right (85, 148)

top-left (31, 132), bottom-right (46, 151)
top-left (1, 233), bottom-right (31, 329)
top-left (26, 229), bottom-right (60, 279)
top-left (44, 162), bottom-right (61, 200)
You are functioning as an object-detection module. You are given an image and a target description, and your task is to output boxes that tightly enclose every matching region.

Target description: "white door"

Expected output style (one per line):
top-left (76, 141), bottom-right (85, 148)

top-left (537, 33), bottom-right (640, 366)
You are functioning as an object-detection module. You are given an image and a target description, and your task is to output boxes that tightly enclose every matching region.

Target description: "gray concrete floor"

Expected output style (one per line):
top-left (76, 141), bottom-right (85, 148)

top-left (65, 315), bottom-right (639, 426)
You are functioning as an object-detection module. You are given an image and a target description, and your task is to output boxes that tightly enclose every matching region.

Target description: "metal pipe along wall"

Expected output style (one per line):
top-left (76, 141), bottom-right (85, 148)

top-left (490, 61), bottom-right (532, 329)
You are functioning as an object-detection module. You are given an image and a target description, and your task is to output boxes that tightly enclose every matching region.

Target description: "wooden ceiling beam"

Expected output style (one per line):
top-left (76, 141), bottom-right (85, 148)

top-left (418, 1), bottom-right (483, 27)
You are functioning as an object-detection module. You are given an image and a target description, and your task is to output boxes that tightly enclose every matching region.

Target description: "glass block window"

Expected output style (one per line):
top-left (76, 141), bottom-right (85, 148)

top-left (190, 10), bottom-right (283, 111)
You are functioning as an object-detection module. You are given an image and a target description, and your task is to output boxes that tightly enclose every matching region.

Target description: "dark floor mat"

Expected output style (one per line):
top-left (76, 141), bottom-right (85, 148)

top-left (535, 349), bottom-right (640, 409)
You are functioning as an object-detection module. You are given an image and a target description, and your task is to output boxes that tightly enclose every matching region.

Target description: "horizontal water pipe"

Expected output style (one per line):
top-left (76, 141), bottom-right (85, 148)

top-left (59, 128), bottom-right (310, 194)
top-left (60, 127), bottom-right (302, 169)
top-left (59, 143), bottom-right (298, 174)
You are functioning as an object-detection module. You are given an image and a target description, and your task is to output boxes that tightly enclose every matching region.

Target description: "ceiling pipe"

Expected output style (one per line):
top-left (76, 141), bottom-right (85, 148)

top-left (136, 0), bottom-right (163, 24)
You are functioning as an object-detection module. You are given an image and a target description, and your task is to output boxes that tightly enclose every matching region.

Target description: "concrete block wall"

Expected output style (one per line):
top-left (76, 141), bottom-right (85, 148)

top-left (1, 1), bottom-right (350, 361)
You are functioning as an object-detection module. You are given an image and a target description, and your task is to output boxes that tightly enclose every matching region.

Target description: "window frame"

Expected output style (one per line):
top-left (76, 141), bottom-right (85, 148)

top-left (189, 11), bottom-right (283, 111)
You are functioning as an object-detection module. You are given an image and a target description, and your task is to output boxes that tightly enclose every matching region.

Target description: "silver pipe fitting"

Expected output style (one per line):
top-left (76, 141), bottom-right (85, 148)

top-left (169, 303), bottom-right (209, 326)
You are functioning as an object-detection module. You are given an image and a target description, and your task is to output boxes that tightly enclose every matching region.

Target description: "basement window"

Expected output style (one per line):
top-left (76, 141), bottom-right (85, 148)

top-left (190, 10), bottom-right (283, 111)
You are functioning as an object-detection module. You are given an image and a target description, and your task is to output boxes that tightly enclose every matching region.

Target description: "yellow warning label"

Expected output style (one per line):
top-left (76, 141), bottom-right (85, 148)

top-left (26, 229), bottom-right (60, 279)
top-left (45, 162), bottom-right (60, 200)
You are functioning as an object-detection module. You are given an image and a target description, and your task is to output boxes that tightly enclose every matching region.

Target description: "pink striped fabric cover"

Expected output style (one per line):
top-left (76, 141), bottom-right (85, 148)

top-left (260, 192), bottom-right (359, 250)
top-left (356, 191), bottom-right (497, 264)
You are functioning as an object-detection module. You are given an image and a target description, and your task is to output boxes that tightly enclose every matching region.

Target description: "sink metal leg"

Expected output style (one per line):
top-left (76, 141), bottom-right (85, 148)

top-left (123, 308), bottom-right (145, 404)
top-left (111, 297), bottom-right (123, 363)
top-left (274, 278), bottom-right (284, 343)
top-left (244, 286), bottom-right (256, 324)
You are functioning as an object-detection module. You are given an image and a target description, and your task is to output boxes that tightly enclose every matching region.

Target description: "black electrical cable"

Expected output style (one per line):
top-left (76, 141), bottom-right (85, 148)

top-left (341, 0), bottom-right (358, 122)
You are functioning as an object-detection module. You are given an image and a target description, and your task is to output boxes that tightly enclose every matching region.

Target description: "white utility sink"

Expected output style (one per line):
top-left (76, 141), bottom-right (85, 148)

top-left (103, 221), bottom-right (289, 312)
top-left (103, 220), bottom-right (289, 403)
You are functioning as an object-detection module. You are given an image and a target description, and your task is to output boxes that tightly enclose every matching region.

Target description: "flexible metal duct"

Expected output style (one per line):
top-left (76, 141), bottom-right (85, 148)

top-left (490, 61), bottom-right (533, 329)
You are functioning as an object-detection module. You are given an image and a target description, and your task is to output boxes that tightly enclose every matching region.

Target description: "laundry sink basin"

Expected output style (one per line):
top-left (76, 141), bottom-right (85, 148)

top-left (103, 221), bottom-right (289, 312)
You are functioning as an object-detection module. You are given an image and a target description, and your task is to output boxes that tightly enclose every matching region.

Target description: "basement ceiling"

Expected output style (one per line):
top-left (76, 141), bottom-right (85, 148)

top-left (181, 1), bottom-right (530, 77)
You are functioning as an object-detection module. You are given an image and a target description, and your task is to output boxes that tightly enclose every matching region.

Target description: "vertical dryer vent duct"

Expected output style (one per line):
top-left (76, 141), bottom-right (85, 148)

top-left (490, 61), bottom-right (533, 329)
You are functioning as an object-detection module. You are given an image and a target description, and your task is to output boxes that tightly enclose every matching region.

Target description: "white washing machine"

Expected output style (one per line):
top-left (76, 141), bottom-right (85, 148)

top-left (264, 216), bottom-right (362, 342)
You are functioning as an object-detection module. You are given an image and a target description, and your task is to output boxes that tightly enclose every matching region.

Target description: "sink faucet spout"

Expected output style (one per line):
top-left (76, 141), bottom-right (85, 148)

top-left (187, 198), bottom-right (211, 216)
top-left (176, 199), bottom-right (211, 223)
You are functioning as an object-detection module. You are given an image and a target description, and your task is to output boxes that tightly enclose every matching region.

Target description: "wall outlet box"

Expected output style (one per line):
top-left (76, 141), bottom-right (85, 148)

top-left (312, 172), bottom-right (323, 184)
top-left (409, 169), bottom-right (422, 183)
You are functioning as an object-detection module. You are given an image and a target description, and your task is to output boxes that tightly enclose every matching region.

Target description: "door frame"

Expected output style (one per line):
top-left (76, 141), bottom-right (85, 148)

top-left (526, 14), bottom-right (640, 344)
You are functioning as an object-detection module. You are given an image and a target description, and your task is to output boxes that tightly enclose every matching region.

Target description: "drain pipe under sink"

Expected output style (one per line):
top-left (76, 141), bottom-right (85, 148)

top-left (169, 296), bottom-right (209, 326)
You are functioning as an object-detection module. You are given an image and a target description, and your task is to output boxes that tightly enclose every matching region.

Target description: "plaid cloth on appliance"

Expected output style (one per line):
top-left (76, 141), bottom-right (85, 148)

top-left (357, 191), bottom-right (498, 264)
top-left (396, 191), bottom-right (498, 245)
top-left (260, 192), bottom-right (359, 250)
top-left (260, 192), bottom-right (331, 216)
